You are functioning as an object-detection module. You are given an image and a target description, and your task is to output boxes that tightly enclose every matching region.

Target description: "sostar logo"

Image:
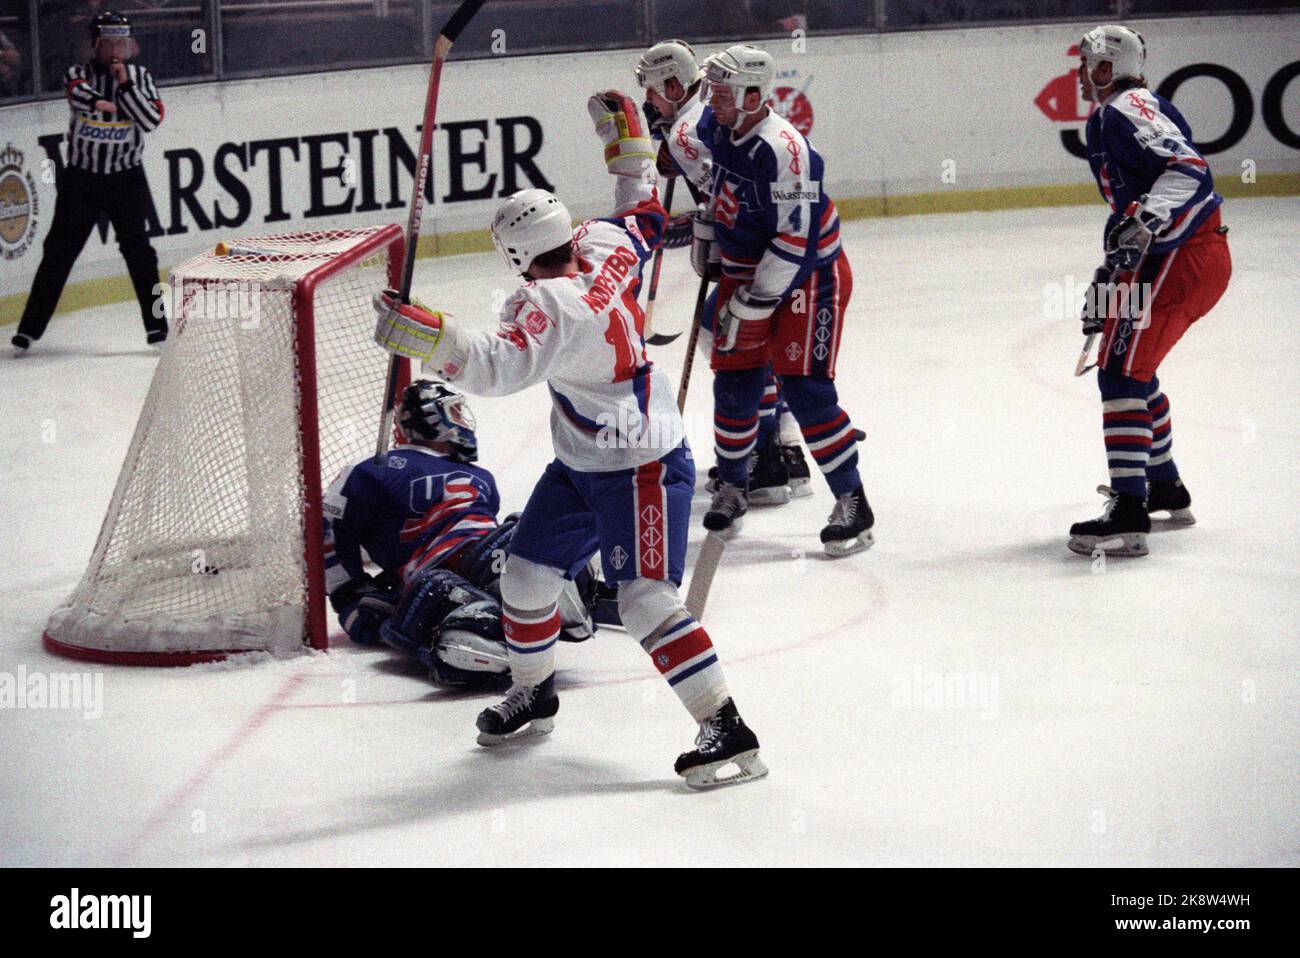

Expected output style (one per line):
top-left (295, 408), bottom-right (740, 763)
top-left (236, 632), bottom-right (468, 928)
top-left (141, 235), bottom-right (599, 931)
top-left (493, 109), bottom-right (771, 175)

top-left (0, 143), bottom-right (39, 261)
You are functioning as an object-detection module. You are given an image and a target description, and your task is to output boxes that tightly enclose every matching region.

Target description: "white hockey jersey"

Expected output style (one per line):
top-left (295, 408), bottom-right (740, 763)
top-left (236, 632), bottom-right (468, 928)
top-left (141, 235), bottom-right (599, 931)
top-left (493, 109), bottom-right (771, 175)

top-left (661, 98), bottom-right (714, 200)
top-left (446, 178), bottom-right (683, 473)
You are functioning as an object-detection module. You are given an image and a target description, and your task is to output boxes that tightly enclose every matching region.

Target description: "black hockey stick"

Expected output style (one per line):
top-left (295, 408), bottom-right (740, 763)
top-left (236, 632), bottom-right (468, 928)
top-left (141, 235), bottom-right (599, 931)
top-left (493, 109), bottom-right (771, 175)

top-left (643, 177), bottom-right (683, 346)
top-left (675, 273), bottom-right (711, 413)
top-left (374, 0), bottom-right (487, 461)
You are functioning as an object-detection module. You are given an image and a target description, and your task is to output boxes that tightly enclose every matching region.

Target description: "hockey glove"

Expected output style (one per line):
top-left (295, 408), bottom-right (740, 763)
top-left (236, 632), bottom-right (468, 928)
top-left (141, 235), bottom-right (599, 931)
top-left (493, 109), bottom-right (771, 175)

top-left (1105, 196), bottom-right (1165, 270)
top-left (373, 288), bottom-right (469, 376)
top-left (330, 574), bottom-right (400, 647)
top-left (589, 90), bottom-right (655, 178)
top-left (664, 212), bottom-right (693, 249)
top-left (716, 286), bottom-right (779, 354)
top-left (642, 99), bottom-right (670, 137)
top-left (1079, 265), bottom-right (1112, 335)
top-left (690, 208), bottom-right (722, 280)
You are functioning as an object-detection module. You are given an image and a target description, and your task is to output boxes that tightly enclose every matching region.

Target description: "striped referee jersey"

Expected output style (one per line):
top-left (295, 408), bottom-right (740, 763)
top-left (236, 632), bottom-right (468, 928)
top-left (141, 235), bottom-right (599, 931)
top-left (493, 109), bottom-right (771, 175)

top-left (63, 60), bottom-right (164, 174)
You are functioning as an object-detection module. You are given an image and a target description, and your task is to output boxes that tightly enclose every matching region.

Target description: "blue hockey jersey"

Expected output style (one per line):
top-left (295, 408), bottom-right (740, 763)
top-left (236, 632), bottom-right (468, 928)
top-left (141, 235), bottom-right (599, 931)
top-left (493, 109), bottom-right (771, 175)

top-left (683, 106), bottom-right (842, 301)
top-left (1085, 87), bottom-right (1222, 255)
top-left (322, 445), bottom-right (501, 594)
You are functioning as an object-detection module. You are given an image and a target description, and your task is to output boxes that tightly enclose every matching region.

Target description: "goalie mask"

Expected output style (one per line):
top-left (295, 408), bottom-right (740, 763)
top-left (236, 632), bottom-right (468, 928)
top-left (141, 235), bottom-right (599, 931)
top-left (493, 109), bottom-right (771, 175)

top-left (396, 380), bottom-right (479, 463)
top-left (703, 44), bottom-right (775, 129)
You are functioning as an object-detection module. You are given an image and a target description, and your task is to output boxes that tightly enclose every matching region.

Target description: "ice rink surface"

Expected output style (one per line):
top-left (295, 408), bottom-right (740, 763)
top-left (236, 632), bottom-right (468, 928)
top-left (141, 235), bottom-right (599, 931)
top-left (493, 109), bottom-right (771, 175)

top-left (1, 199), bottom-right (1297, 867)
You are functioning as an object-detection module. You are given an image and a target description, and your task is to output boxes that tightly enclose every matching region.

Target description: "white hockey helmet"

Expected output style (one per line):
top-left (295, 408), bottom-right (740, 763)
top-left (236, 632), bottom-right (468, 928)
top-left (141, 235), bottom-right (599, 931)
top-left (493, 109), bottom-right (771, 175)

top-left (636, 39), bottom-right (703, 100)
top-left (491, 189), bottom-right (573, 275)
top-left (1080, 24), bottom-right (1147, 83)
top-left (703, 44), bottom-right (776, 126)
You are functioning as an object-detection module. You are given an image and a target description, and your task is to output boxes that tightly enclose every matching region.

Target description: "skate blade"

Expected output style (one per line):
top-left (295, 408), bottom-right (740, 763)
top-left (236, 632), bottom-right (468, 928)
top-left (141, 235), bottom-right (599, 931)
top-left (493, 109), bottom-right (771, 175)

top-left (1152, 508), bottom-right (1195, 526)
top-left (749, 485), bottom-right (792, 506)
top-left (824, 529), bottom-right (874, 558)
top-left (1067, 533), bottom-right (1148, 557)
top-left (681, 750), bottom-right (769, 791)
top-left (476, 717), bottom-right (555, 747)
top-left (788, 478), bottom-right (814, 499)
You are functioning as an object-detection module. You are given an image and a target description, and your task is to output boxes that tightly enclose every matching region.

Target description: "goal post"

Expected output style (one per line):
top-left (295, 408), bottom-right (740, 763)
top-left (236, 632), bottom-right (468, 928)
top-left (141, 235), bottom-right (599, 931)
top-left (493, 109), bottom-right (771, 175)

top-left (44, 225), bottom-right (409, 665)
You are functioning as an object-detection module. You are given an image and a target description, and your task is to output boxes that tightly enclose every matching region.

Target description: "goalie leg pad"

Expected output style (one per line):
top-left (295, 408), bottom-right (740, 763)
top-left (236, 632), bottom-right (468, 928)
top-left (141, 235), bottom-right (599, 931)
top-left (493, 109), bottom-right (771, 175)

top-left (433, 599), bottom-right (511, 687)
top-left (380, 568), bottom-right (496, 675)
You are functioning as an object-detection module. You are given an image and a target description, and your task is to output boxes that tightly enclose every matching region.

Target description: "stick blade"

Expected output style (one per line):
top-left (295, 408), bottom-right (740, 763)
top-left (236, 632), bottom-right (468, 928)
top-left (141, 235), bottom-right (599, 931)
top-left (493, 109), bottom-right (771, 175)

top-left (685, 532), bottom-right (727, 621)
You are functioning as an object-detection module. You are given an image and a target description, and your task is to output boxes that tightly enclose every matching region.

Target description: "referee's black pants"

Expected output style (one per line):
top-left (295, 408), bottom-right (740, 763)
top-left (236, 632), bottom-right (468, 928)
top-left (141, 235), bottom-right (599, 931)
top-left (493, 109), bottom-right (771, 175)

top-left (17, 165), bottom-right (166, 342)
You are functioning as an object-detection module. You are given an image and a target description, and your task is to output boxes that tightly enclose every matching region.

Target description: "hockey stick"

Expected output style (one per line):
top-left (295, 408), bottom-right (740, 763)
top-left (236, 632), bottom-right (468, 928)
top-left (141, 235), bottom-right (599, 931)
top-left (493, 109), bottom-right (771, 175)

top-left (685, 531), bottom-right (727, 621)
top-left (374, 0), bottom-right (487, 461)
top-left (675, 274), bottom-right (711, 413)
top-left (643, 177), bottom-right (682, 347)
top-left (1074, 232), bottom-right (1154, 377)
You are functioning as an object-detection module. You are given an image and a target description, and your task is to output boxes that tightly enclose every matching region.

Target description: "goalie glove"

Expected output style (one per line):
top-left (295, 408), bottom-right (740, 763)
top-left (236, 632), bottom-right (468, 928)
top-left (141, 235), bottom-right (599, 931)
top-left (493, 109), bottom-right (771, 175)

top-left (588, 89), bottom-right (655, 178)
top-left (1079, 265), bottom-right (1112, 335)
top-left (690, 207), bottom-right (721, 280)
top-left (1105, 195), bottom-right (1165, 270)
top-left (330, 574), bottom-right (399, 647)
top-left (373, 288), bottom-right (469, 376)
top-left (716, 286), bottom-right (780, 354)
top-left (664, 212), bottom-right (693, 249)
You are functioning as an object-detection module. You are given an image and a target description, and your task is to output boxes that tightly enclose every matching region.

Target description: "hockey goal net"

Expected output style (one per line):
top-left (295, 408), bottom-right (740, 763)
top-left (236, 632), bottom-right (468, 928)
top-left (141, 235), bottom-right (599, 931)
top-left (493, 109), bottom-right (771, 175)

top-left (44, 225), bottom-right (408, 664)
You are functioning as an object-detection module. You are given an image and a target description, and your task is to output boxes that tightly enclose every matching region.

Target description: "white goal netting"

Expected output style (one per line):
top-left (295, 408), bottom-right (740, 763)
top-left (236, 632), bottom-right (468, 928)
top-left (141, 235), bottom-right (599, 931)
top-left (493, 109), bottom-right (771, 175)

top-left (45, 226), bottom-right (405, 662)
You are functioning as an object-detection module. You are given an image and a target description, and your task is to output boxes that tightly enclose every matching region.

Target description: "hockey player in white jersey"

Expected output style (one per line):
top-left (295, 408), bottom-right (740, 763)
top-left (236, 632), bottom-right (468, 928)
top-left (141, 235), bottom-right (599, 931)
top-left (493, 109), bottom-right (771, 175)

top-left (373, 91), bottom-right (766, 789)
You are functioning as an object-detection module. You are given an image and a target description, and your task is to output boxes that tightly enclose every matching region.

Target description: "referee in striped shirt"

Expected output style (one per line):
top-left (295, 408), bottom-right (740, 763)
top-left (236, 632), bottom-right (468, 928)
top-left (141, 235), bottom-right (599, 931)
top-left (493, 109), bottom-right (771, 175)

top-left (13, 11), bottom-right (166, 356)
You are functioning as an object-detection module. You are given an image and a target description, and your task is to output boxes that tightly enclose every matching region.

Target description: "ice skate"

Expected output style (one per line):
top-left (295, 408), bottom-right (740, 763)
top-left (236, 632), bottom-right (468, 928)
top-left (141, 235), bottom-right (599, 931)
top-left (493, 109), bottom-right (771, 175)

top-left (748, 433), bottom-right (791, 505)
top-left (1068, 486), bottom-right (1150, 556)
top-left (782, 443), bottom-right (813, 498)
top-left (675, 699), bottom-right (767, 790)
top-left (820, 484), bottom-right (874, 557)
top-left (476, 674), bottom-right (559, 746)
top-left (703, 480), bottom-right (747, 535)
top-left (1147, 478), bottom-right (1195, 525)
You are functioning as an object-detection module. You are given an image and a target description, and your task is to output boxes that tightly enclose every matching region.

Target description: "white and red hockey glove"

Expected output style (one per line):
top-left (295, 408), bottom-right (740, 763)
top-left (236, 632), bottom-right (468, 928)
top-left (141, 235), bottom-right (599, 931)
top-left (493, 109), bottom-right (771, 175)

top-left (1105, 195), bottom-right (1166, 270)
top-left (373, 288), bottom-right (468, 375)
top-left (588, 89), bottom-right (655, 178)
top-left (716, 286), bottom-right (779, 354)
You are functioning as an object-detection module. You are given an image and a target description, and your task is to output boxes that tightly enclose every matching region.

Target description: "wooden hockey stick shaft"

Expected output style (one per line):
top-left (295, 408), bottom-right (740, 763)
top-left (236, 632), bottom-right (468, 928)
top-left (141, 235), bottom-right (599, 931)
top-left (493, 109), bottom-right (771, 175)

top-left (676, 275), bottom-right (711, 413)
top-left (685, 531), bottom-right (727, 621)
top-left (641, 176), bottom-right (675, 340)
top-left (1074, 233), bottom-right (1154, 377)
top-left (374, 0), bottom-right (486, 461)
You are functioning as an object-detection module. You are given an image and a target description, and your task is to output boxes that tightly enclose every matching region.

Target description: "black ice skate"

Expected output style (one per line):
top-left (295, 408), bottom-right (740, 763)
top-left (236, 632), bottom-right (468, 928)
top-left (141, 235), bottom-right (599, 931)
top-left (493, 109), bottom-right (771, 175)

top-left (674, 699), bottom-right (768, 790)
top-left (748, 433), bottom-right (792, 505)
top-left (476, 674), bottom-right (559, 746)
top-left (703, 481), bottom-right (748, 535)
top-left (782, 443), bottom-right (813, 498)
top-left (1147, 478), bottom-right (1195, 525)
top-left (1068, 487), bottom-right (1150, 557)
top-left (820, 484), bottom-right (874, 557)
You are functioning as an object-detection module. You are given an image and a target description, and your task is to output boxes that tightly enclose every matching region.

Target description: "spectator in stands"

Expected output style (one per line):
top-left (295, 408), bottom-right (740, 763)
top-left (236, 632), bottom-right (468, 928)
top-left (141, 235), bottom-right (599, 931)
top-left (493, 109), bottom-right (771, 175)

top-left (0, 28), bottom-right (23, 96)
top-left (749, 0), bottom-right (833, 32)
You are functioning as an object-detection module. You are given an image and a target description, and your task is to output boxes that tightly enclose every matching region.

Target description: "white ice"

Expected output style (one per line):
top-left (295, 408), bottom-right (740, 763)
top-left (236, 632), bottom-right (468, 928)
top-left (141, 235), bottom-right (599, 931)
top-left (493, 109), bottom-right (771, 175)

top-left (1, 199), bottom-right (1297, 867)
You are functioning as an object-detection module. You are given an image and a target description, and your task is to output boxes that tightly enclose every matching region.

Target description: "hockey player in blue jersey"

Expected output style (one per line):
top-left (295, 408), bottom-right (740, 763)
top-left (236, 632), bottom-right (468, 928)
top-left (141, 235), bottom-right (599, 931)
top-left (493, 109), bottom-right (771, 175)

top-left (1068, 25), bottom-right (1232, 557)
top-left (637, 38), bottom-right (815, 505)
top-left (324, 379), bottom-right (597, 687)
top-left (689, 44), bottom-right (872, 555)
top-left (372, 90), bottom-right (766, 789)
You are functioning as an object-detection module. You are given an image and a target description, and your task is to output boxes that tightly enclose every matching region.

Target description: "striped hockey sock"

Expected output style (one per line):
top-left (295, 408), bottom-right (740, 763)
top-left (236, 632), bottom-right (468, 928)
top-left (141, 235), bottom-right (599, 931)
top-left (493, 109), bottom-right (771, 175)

top-left (643, 614), bottom-right (730, 721)
top-left (502, 605), bottom-right (560, 687)
top-left (1145, 378), bottom-right (1180, 482)
top-left (783, 376), bottom-right (861, 496)
top-left (1098, 368), bottom-right (1153, 498)
top-left (713, 368), bottom-right (767, 486)
top-left (757, 373), bottom-right (781, 444)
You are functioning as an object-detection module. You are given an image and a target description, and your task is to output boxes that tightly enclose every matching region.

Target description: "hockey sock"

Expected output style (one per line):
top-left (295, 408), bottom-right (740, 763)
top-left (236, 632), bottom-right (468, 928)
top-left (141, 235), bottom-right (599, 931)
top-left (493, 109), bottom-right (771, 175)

top-left (782, 376), bottom-right (860, 497)
top-left (757, 370), bottom-right (781, 445)
top-left (713, 367), bottom-right (767, 487)
top-left (1145, 377), bottom-right (1180, 482)
top-left (502, 604), bottom-right (560, 687)
top-left (1097, 367), bottom-right (1152, 498)
top-left (642, 613), bottom-right (730, 722)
